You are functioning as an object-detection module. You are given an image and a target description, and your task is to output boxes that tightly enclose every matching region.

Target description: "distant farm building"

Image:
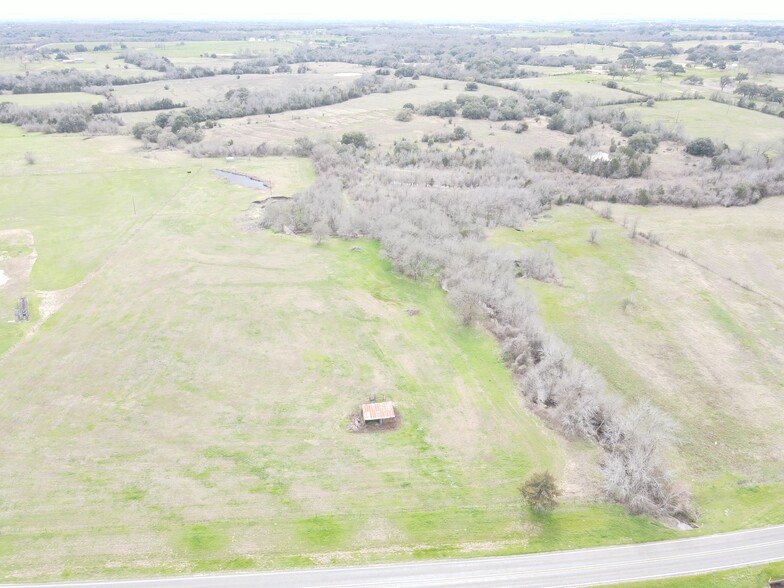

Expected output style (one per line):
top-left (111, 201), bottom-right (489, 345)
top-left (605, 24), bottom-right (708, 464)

top-left (589, 151), bottom-right (611, 162)
top-left (361, 401), bottom-right (395, 424)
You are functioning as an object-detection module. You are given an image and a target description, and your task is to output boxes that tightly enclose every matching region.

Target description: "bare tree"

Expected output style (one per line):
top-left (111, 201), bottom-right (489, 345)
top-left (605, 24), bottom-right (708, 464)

top-left (311, 220), bottom-right (330, 245)
top-left (628, 217), bottom-right (639, 239)
top-left (517, 245), bottom-right (561, 282)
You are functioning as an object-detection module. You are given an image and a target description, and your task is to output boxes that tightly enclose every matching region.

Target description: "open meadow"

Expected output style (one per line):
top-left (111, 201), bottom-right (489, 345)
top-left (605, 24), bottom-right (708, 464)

top-left (0, 127), bottom-right (682, 581)
top-left (2, 20), bottom-right (784, 585)
top-left (625, 99), bottom-right (784, 150)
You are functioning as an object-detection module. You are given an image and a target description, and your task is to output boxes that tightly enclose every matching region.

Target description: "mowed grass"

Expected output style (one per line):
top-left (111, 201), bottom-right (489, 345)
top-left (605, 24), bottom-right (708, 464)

top-left (625, 99), bottom-right (784, 149)
top-left (0, 91), bottom-right (105, 107)
top-left (0, 127), bottom-right (677, 581)
top-left (490, 204), bottom-right (784, 533)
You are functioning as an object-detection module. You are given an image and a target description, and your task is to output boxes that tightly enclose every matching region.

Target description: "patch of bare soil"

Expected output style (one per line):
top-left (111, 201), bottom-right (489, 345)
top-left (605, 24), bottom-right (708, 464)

top-left (35, 289), bottom-right (71, 322)
top-left (0, 229), bottom-right (36, 292)
top-left (237, 196), bottom-right (292, 231)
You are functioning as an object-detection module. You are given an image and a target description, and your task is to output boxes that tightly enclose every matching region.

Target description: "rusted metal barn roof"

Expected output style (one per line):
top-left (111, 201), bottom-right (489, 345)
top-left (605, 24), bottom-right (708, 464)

top-left (362, 401), bottom-right (395, 421)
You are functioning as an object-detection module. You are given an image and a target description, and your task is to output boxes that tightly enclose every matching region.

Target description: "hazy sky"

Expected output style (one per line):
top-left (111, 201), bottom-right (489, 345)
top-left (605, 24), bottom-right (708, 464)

top-left (4, 0), bottom-right (783, 23)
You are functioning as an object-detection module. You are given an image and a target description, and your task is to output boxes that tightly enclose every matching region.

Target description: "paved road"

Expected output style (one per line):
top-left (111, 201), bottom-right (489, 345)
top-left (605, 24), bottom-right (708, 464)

top-left (8, 525), bottom-right (784, 588)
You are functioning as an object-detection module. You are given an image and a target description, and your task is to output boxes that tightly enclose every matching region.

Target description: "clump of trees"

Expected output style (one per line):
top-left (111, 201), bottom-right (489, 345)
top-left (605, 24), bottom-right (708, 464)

top-left (0, 102), bottom-right (122, 135)
top-left (685, 44), bottom-right (739, 68)
top-left (516, 245), bottom-right (560, 282)
top-left (132, 110), bottom-right (203, 147)
top-left (558, 144), bottom-right (651, 179)
top-left (739, 48), bottom-right (784, 75)
top-left (0, 69), bottom-right (151, 94)
top-left (422, 127), bottom-right (469, 144)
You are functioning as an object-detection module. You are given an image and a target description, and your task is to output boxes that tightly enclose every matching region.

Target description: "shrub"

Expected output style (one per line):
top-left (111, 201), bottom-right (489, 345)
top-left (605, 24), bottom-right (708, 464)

top-left (462, 100), bottom-right (490, 120)
top-left (419, 101), bottom-right (458, 117)
top-left (685, 137), bottom-right (717, 157)
top-left (395, 108), bottom-right (413, 122)
top-left (533, 148), bottom-right (552, 161)
top-left (627, 132), bottom-right (659, 153)
top-left (341, 131), bottom-right (370, 149)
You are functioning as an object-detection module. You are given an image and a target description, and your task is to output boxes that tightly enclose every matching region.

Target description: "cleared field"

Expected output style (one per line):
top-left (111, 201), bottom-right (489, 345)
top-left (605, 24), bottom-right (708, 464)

top-left (110, 62), bottom-right (369, 108)
top-left (0, 52), bottom-right (157, 79)
top-left (0, 91), bottom-right (105, 107)
top-left (517, 65), bottom-right (577, 75)
top-left (120, 39), bottom-right (300, 58)
top-left (491, 203), bottom-right (784, 533)
top-left (609, 198), bottom-right (784, 306)
top-left (625, 99), bottom-right (784, 149)
top-left (501, 30), bottom-right (575, 38)
top-left (536, 43), bottom-right (626, 61)
top-left (0, 125), bottom-right (680, 581)
top-left (499, 75), bottom-right (640, 103)
top-left (202, 76), bottom-right (574, 156)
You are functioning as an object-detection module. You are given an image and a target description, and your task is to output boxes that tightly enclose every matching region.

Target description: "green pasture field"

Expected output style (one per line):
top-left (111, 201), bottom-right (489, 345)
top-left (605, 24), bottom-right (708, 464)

top-left (499, 75), bottom-right (640, 102)
top-left (0, 91), bottom-right (105, 107)
top-left (0, 51), bottom-right (158, 79)
top-left (0, 125), bottom-right (681, 581)
top-left (490, 203), bottom-right (784, 534)
top-left (625, 99), bottom-right (784, 149)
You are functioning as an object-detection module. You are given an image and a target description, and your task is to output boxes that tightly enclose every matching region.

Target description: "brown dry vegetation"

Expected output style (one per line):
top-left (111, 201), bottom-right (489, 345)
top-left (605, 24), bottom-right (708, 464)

top-left (198, 77), bottom-right (521, 151)
top-left (111, 62), bottom-right (369, 110)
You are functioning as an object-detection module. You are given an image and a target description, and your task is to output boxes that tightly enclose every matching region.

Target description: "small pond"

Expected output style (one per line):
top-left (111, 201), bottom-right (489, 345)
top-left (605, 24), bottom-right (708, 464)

top-left (213, 169), bottom-right (269, 190)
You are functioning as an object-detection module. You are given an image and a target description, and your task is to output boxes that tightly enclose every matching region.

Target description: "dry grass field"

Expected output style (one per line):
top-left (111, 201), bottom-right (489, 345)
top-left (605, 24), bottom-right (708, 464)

top-left (110, 62), bottom-right (370, 109)
top-left (200, 76), bottom-right (576, 156)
